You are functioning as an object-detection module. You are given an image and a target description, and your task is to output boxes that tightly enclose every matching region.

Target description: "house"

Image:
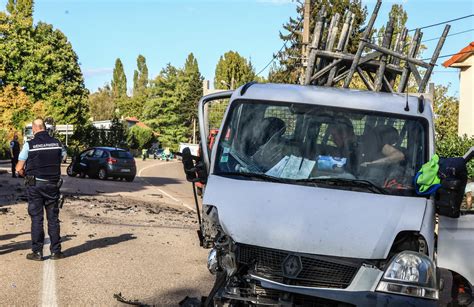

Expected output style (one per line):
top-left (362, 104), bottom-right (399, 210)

top-left (124, 117), bottom-right (153, 130)
top-left (443, 42), bottom-right (474, 137)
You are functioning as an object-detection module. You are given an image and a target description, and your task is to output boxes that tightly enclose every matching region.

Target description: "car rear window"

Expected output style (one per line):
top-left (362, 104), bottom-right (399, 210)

top-left (110, 150), bottom-right (133, 159)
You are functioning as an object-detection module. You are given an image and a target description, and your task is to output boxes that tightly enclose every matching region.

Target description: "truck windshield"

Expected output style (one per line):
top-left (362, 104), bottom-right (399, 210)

top-left (214, 100), bottom-right (428, 196)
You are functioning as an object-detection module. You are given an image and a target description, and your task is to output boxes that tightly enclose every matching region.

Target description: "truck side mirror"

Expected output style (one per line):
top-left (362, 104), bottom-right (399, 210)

top-left (182, 147), bottom-right (208, 184)
top-left (435, 149), bottom-right (473, 218)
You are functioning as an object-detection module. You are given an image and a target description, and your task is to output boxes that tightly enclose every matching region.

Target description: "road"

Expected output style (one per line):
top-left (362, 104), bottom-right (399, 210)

top-left (0, 159), bottom-right (213, 306)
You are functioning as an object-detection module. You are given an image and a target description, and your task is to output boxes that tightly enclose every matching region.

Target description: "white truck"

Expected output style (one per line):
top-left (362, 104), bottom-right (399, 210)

top-left (182, 83), bottom-right (474, 306)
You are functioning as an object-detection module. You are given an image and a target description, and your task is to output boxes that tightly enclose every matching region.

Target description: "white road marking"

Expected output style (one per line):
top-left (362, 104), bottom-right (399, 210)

top-left (137, 160), bottom-right (179, 177)
top-left (137, 161), bottom-right (196, 212)
top-left (41, 243), bottom-right (57, 307)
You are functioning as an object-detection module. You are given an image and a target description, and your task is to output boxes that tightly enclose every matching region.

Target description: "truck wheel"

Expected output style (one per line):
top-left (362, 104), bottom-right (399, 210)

top-left (125, 176), bottom-right (135, 182)
top-left (66, 165), bottom-right (76, 177)
top-left (98, 168), bottom-right (108, 180)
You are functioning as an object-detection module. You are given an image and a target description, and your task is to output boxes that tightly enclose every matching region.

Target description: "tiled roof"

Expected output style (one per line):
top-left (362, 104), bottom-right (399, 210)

top-left (443, 42), bottom-right (474, 67)
top-left (125, 116), bottom-right (139, 122)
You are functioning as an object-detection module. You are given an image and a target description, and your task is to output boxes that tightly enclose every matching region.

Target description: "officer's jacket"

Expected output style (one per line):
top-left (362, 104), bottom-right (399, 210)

top-left (26, 131), bottom-right (62, 181)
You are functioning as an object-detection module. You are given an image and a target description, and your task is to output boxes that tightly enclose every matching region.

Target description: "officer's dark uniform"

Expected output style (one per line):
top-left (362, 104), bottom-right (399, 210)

top-left (10, 139), bottom-right (20, 177)
top-left (25, 131), bottom-right (63, 255)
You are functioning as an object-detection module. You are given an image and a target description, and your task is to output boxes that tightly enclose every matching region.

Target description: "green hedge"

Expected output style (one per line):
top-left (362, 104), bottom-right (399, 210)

top-left (436, 134), bottom-right (474, 179)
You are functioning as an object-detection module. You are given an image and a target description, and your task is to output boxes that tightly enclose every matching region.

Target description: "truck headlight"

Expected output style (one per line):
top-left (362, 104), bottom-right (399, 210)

top-left (207, 248), bottom-right (220, 274)
top-left (376, 251), bottom-right (438, 300)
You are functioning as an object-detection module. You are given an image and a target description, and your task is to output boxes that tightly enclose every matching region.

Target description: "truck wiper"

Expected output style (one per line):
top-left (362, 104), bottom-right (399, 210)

top-left (218, 172), bottom-right (288, 183)
top-left (295, 177), bottom-right (387, 194)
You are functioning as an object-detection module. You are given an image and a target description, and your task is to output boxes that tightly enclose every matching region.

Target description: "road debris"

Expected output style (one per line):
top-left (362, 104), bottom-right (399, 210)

top-left (0, 207), bottom-right (10, 214)
top-left (113, 292), bottom-right (151, 306)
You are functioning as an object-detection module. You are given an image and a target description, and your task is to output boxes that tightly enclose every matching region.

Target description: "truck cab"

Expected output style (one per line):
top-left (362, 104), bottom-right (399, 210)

top-left (186, 83), bottom-right (474, 306)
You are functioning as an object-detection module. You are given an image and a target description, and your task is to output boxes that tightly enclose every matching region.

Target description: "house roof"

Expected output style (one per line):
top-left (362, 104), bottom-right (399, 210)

top-left (443, 42), bottom-right (474, 67)
top-left (125, 117), bottom-right (139, 122)
top-left (135, 121), bottom-right (151, 129)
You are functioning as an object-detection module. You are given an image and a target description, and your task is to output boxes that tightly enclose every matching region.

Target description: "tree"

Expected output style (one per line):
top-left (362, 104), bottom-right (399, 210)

top-left (0, 1), bottom-right (89, 126)
top-left (111, 58), bottom-right (127, 98)
top-left (133, 54), bottom-right (148, 97)
top-left (89, 85), bottom-right (115, 121)
top-left (432, 84), bottom-right (459, 141)
top-left (108, 117), bottom-right (127, 148)
top-left (268, 0), bottom-right (367, 84)
top-left (142, 64), bottom-right (187, 150)
top-left (178, 53), bottom-right (203, 138)
top-left (0, 84), bottom-right (34, 133)
top-left (116, 95), bottom-right (145, 118)
top-left (127, 125), bottom-right (154, 150)
top-left (214, 51), bottom-right (256, 90)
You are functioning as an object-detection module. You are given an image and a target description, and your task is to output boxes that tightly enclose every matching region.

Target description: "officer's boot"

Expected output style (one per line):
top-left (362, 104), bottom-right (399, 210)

top-left (26, 251), bottom-right (43, 261)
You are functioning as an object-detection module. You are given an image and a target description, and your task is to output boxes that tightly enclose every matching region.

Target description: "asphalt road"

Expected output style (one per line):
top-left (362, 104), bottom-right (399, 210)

top-left (0, 159), bottom-right (213, 306)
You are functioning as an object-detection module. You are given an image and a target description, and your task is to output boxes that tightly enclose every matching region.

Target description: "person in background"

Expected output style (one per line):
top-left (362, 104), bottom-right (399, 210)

top-left (465, 182), bottom-right (473, 210)
top-left (10, 133), bottom-right (20, 178)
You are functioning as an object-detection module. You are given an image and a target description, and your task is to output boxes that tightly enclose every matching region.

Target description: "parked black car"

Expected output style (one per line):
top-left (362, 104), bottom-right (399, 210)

top-left (67, 147), bottom-right (136, 182)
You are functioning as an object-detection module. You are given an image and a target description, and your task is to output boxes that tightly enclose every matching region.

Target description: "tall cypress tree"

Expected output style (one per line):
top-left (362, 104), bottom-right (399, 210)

top-left (214, 51), bottom-right (256, 90)
top-left (111, 58), bottom-right (127, 98)
top-left (133, 54), bottom-right (148, 97)
top-left (179, 53), bottom-right (203, 138)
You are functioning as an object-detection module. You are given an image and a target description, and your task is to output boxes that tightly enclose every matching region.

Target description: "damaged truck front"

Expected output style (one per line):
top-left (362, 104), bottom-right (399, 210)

top-left (182, 83), bottom-right (474, 306)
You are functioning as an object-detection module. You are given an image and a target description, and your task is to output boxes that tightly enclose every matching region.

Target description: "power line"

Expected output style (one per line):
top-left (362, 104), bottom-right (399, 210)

top-left (256, 42), bottom-right (288, 76)
top-left (256, 18), bottom-right (304, 77)
top-left (422, 28), bottom-right (474, 43)
top-left (408, 14), bottom-right (474, 32)
top-left (372, 14), bottom-right (474, 39)
top-left (421, 50), bottom-right (474, 62)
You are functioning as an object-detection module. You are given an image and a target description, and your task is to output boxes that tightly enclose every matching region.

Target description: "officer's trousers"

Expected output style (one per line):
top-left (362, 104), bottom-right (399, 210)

top-left (11, 157), bottom-right (18, 176)
top-left (26, 183), bottom-right (61, 254)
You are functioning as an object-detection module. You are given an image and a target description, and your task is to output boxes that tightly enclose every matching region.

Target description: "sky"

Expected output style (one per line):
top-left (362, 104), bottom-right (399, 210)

top-left (1, 0), bottom-right (473, 96)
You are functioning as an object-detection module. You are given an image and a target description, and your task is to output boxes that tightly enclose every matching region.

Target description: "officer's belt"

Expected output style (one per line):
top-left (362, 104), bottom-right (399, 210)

top-left (36, 178), bottom-right (60, 184)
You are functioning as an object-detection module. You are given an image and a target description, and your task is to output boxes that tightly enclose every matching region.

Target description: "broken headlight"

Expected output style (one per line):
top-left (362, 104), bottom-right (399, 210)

top-left (207, 248), bottom-right (220, 274)
top-left (207, 234), bottom-right (237, 276)
top-left (376, 251), bottom-right (438, 300)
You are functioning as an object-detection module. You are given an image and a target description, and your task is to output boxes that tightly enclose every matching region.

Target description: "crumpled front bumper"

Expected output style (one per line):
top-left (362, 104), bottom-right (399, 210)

top-left (221, 265), bottom-right (437, 306)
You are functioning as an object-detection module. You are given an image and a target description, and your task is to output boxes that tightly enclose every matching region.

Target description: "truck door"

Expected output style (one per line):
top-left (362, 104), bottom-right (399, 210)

top-left (438, 149), bottom-right (474, 287)
top-left (198, 90), bottom-right (233, 172)
top-left (438, 210), bottom-right (474, 286)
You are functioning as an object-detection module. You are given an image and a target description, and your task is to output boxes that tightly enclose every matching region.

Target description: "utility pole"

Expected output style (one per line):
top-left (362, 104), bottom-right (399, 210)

top-left (301, 0), bottom-right (311, 84)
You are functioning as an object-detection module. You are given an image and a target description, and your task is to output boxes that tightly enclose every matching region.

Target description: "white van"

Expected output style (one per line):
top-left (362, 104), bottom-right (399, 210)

top-left (183, 83), bottom-right (474, 306)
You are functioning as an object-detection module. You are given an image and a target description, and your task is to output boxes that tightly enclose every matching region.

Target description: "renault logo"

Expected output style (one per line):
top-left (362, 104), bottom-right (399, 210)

top-left (282, 255), bottom-right (302, 278)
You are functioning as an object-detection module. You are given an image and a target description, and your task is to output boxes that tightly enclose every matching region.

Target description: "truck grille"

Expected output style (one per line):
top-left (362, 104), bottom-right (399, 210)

top-left (237, 244), bottom-right (361, 289)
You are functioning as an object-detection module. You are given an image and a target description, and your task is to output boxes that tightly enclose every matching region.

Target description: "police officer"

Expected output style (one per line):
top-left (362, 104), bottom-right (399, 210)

top-left (16, 118), bottom-right (64, 261)
top-left (10, 133), bottom-right (20, 178)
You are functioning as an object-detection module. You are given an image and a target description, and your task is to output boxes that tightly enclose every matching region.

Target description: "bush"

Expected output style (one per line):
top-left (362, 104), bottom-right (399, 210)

top-left (0, 130), bottom-right (10, 160)
top-left (126, 125), bottom-right (155, 150)
top-left (436, 134), bottom-right (474, 179)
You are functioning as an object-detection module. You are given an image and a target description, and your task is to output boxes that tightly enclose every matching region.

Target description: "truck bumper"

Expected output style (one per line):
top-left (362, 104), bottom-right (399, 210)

top-left (234, 268), bottom-right (438, 307)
